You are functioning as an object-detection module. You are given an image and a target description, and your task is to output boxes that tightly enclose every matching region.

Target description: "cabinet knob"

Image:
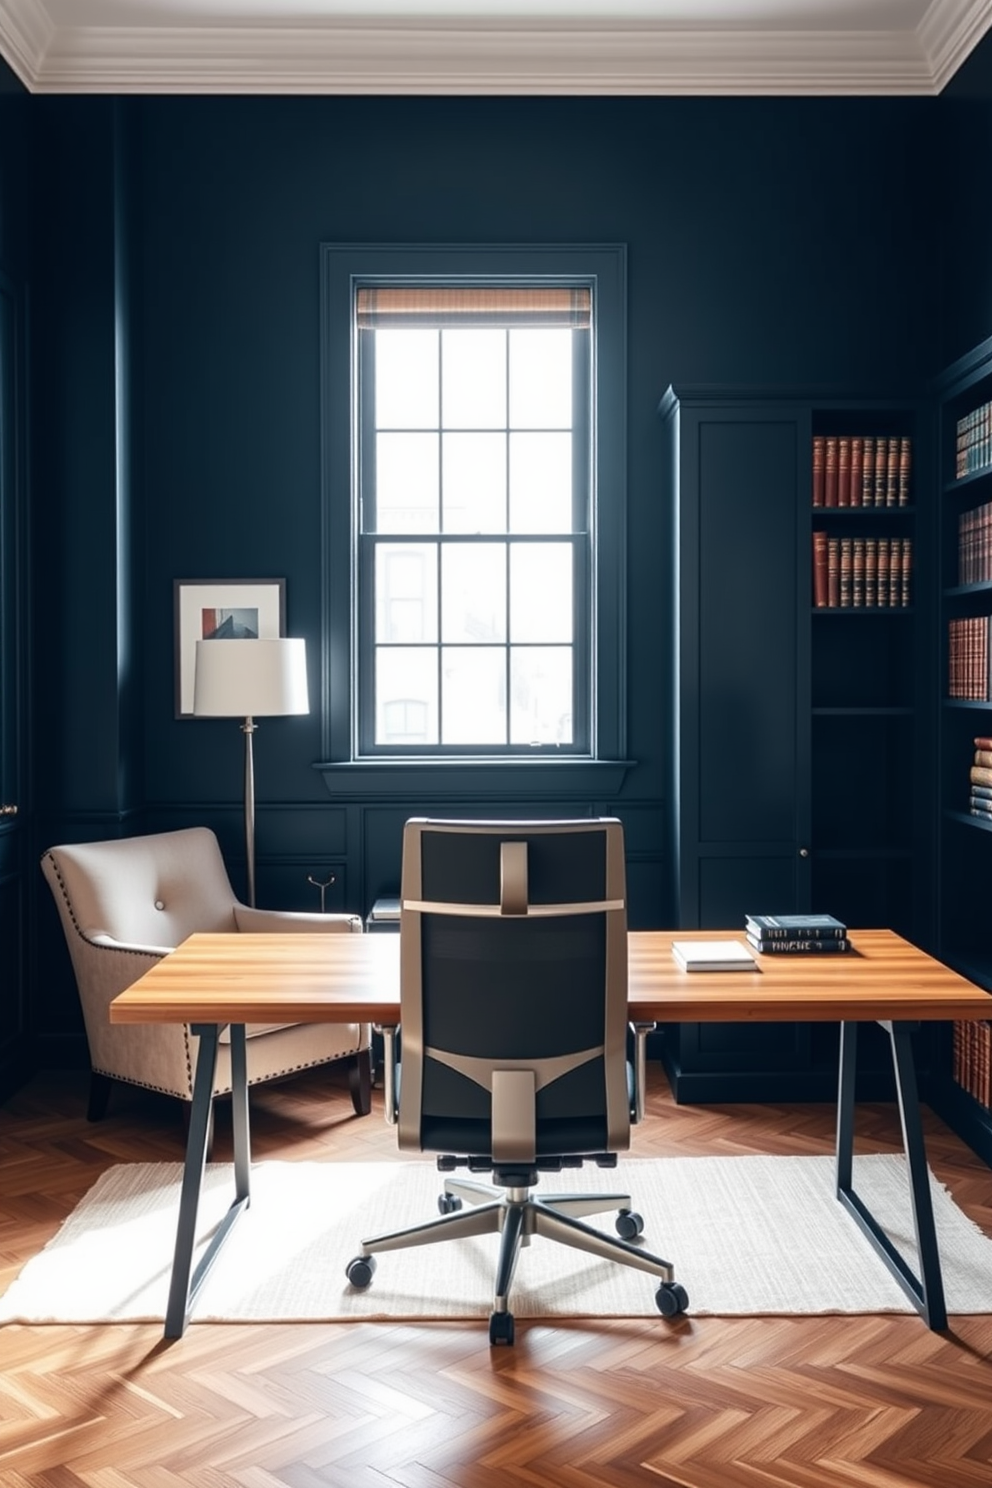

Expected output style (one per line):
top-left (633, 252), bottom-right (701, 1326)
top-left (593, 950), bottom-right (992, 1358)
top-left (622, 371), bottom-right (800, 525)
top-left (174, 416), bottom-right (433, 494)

top-left (799, 847), bottom-right (809, 858)
top-left (0, 803), bottom-right (17, 817)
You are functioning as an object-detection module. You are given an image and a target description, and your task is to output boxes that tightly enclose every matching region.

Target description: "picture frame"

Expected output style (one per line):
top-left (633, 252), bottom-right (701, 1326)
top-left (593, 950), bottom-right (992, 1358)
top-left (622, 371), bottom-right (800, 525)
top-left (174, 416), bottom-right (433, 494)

top-left (174, 578), bottom-right (286, 719)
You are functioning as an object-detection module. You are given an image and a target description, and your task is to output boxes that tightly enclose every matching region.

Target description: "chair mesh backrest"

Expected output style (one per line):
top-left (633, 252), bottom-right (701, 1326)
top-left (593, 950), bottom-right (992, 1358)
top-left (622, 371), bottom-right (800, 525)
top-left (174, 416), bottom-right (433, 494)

top-left (397, 818), bottom-right (629, 1161)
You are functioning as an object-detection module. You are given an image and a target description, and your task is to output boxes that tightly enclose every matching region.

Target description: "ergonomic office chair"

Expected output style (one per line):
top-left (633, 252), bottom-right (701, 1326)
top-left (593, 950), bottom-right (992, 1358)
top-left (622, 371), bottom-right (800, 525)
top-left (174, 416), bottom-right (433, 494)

top-left (346, 816), bottom-right (687, 1344)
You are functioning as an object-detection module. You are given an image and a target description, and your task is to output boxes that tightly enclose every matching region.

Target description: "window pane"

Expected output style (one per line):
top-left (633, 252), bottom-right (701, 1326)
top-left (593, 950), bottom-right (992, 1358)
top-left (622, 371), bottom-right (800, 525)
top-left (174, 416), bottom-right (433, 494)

top-left (374, 329), bottom-right (438, 429)
top-left (510, 646), bottom-right (573, 745)
top-left (441, 544), bottom-right (506, 643)
top-left (376, 646), bottom-right (438, 745)
top-left (511, 544), bottom-right (572, 642)
top-left (374, 433), bottom-right (439, 532)
top-left (375, 543), bottom-right (438, 643)
top-left (441, 329), bottom-right (506, 429)
top-left (509, 432), bottom-right (572, 532)
top-left (442, 432), bottom-right (507, 533)
top-left (441, 646), bottom-right (506, 744)
top-left (509, 329), bottom-right (573, 429)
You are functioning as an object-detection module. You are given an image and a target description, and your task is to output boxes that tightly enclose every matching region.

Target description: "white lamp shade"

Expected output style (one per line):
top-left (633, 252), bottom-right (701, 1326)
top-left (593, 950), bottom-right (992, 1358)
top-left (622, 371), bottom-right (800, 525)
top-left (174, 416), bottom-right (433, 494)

top-left (193, 637), bottom-right (309, 718)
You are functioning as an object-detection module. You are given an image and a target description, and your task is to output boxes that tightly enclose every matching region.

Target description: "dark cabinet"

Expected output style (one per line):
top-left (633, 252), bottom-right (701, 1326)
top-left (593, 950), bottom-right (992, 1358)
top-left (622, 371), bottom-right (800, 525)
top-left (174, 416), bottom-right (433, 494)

top-left (658, 386), bottom-right (930, 1101)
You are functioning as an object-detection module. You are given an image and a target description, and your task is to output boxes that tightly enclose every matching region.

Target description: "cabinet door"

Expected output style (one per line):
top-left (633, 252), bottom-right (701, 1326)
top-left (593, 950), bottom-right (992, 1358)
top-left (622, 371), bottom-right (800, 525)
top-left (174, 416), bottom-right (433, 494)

top-left (677, 406), bottom-right (809, 927)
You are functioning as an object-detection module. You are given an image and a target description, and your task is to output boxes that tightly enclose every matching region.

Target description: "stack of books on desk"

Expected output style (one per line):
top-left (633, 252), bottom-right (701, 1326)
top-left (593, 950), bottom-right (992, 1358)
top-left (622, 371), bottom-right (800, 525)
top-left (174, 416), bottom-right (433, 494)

top-left (745, 913), bottom-right (850, 955)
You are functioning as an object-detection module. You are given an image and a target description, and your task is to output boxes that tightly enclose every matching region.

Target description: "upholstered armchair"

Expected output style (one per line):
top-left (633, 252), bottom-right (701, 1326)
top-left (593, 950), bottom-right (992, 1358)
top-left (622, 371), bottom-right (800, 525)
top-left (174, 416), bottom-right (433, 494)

top-left (41, 827), bottom-right (373, 1127)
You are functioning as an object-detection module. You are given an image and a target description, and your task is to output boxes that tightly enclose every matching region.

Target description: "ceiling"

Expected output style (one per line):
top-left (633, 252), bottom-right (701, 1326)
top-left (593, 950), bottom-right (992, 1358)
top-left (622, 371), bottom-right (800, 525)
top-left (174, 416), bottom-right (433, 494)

top-left (1, 0), bottom-right (990, 96)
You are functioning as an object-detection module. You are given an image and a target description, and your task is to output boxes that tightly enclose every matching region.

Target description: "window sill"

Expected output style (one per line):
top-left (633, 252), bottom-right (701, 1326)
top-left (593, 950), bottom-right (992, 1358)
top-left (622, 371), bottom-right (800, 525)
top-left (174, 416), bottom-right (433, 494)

top-left (313, 758), bottom-right (634, 800)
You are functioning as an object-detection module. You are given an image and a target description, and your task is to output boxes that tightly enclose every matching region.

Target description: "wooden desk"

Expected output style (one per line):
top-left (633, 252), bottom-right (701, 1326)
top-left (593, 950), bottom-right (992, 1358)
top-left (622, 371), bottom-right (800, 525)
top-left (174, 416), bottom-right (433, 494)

top-left (112, 928), bottom-right (992, 1339)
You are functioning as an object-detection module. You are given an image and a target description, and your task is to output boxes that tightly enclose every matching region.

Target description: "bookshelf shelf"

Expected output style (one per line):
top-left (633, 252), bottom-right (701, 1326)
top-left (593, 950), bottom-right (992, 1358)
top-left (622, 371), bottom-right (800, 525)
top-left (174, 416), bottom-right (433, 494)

top-left (943, 468), bottom-right (992, 498)
top-left (945, 808), bottom-right (992, 833)
top-left (813, 507), bottom-right (916, 518)
top-left (944, 581), bottom-right (992, 599)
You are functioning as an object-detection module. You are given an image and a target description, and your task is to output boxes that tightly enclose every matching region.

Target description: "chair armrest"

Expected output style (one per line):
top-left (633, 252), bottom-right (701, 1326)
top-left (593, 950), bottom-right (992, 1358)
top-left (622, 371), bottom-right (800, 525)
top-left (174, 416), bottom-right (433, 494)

top-left (88, 933), bottom-right (173, 958)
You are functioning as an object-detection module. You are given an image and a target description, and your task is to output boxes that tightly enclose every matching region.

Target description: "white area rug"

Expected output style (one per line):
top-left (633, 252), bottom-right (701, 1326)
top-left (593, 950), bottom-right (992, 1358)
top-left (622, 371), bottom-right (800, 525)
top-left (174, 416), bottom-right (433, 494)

top-left (3, 1156), bottom-right (992, 1325)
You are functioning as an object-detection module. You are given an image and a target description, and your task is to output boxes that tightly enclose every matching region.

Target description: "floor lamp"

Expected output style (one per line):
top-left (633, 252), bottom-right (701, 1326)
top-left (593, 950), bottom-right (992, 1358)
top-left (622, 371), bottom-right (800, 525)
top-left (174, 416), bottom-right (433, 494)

top-left (193, 637), bottom-right (309, 907)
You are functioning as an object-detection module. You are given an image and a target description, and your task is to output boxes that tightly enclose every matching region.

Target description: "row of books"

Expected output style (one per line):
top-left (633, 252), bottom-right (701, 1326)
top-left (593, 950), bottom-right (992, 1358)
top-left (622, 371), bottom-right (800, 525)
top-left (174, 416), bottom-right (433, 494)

top-left (956, 401), bottom-right (992, 480)
top-left (957, 501), bottom-right (992, 586)
top-left (948, 618), bottom-right (992, 700)
top-left (952, 1018), bottom-right (992, 1108)
top-left (812, 533), bottom-right (912, 608)
top-left (968, 736), bottom-right (992, 820)
top-left (812, 434), bottom-right (911, 509)
top-left (745, 913), bottom-right (850, 955)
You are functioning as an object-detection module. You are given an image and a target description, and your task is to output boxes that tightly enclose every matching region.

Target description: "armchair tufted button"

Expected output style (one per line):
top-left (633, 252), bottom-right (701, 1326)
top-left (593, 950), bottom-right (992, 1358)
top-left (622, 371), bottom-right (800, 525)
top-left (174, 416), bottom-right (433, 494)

top-left (155, 900), bottom-right (165, 911)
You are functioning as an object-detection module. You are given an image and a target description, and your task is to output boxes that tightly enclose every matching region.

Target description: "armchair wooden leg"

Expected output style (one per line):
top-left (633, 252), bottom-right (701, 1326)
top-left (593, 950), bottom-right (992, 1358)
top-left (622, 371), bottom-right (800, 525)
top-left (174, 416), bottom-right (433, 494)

top-left (349, 1049), bottom-right (373, 1116)
top-left (87, 1071), bottom-right (114, 1122)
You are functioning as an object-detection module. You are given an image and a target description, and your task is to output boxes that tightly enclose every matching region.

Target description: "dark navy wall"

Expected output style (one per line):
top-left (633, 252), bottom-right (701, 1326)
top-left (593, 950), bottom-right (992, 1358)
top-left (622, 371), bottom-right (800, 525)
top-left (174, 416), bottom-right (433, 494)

top-left (133, 94), bottom-right (938, 809)
top-left (26, 90), bottom-right (944, 1047)
top-left (938, 31), bottom-right (992, 366)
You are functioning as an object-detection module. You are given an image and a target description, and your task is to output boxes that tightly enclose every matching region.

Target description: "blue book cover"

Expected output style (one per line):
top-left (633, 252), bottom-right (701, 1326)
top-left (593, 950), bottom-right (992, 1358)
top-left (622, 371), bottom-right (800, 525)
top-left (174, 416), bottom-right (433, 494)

top-left (745, 913), bottom-right (847, 940)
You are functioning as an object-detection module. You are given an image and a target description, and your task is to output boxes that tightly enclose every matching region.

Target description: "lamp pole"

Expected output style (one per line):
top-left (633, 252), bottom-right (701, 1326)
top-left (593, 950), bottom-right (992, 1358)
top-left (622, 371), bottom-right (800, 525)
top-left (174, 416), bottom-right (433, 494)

top-left (242, 715), bottom-right (258, 907)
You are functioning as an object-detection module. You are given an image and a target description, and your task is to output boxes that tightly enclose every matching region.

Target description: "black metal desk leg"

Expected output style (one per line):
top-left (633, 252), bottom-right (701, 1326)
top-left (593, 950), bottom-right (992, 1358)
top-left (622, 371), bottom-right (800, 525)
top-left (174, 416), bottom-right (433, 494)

top-left (164, 1023), bottom-right (252, 1340)
top-left (836, 1020), bottom-right (857, 1191)
top-left (165, 1023), bottom-right (219, 1338)
top-left (835, 1019), bottom-right (947, 1331)
top-left (230, 1023), bottom-right (251, 1201)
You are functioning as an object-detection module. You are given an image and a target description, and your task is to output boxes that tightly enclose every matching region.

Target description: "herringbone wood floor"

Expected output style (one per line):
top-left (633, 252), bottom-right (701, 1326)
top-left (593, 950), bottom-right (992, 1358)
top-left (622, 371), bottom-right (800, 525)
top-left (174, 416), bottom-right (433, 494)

top-left (3, 1060), bottom-right (992, 1487)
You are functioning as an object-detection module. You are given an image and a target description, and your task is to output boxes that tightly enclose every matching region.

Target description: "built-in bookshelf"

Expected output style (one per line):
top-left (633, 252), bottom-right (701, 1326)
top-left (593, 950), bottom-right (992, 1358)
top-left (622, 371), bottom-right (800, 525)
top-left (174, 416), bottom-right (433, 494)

top-left (929, 336), bottom-right (992, 1166)
top-left (808, 408), bottom-right (927, 943)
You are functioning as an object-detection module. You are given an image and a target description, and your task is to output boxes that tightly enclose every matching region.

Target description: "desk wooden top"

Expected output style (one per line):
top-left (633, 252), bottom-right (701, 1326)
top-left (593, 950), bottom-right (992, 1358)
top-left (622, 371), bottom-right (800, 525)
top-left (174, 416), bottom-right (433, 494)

top-left (110, 928), bottom-right (992, 1027)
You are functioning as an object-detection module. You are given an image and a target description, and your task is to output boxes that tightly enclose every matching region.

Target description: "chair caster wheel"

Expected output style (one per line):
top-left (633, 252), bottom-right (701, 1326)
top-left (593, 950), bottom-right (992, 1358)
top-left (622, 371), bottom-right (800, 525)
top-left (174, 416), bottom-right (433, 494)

top-left (438, 1192), bottom-right (463, 1215)
top-left (489, 1310), bottom-right (515, 1345)
top-left (655, 1282), bottom-right (689, 1318)
top-left (616, 1209), bottom-right (644, 1240)
top-left (346, 1255), bottom-right (376, 1289)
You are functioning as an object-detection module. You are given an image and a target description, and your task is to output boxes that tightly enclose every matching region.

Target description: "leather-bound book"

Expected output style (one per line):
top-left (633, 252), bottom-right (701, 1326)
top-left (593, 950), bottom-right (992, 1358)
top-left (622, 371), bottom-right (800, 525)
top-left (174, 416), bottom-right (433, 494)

top-left (849, 436), bottom-right (864, 508)
top-left (812, 531), bottom-right (829, 608)
top-left (838, 436), bottom-right (851, 507)
top-left (812, 435), bottom-right (825, 507)
top-left (898, 436), bottom-right (911, 506)
top-left (824, 436), bottom-right (838, 507)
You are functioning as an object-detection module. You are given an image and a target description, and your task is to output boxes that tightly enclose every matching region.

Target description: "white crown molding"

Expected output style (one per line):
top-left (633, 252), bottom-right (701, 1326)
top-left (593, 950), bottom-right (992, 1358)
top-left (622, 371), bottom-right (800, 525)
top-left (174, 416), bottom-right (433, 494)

top-left (9, 22), bottom-right (938, 96)
top-left (0, 0), bottom-right (989, 96)
top-left (0, 0), bottom-right (52, 84)
top-left (920, 0), bottom-right (992, 90)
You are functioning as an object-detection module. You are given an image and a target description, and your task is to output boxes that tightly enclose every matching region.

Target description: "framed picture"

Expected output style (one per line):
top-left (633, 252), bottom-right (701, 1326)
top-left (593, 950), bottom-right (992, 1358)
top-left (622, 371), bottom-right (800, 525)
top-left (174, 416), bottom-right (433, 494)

top-left (174, 578), bottom-right (286, 718)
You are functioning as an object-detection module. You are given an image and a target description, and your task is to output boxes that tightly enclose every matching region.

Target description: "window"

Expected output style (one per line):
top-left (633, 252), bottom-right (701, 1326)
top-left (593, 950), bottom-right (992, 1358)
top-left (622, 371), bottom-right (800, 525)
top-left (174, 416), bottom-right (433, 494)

top-left (320, 245), bottom-right (626, 771)
top-left (358, 284), bottom-right (590, 754)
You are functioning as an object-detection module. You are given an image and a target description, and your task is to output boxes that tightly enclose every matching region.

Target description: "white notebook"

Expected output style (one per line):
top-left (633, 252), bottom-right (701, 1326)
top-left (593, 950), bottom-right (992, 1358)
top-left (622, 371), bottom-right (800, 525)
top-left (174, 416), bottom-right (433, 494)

top-left (671, 939), bottom-right (758, 972)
